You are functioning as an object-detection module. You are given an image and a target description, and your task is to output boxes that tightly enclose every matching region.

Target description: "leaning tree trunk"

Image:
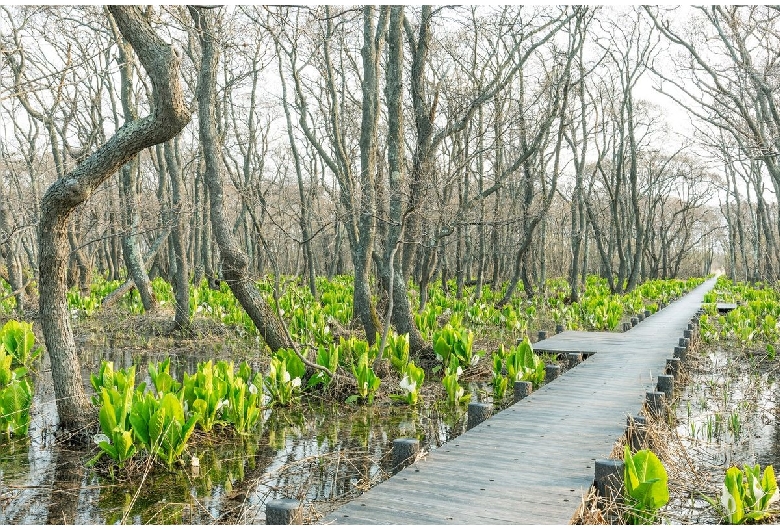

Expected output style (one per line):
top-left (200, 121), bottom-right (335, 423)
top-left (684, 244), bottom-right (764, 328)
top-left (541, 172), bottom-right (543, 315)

top-left (38, 5), bottom-right (190, 435)
top-left (190, 7), bottom-right (291, 352)
top-left (120, 159), bottom-right (157, 311)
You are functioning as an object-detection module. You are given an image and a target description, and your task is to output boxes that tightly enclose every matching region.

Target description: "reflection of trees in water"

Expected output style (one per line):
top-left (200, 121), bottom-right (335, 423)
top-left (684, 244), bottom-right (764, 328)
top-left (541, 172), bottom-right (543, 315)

top-left (46, 449), bottom-right (86, 524)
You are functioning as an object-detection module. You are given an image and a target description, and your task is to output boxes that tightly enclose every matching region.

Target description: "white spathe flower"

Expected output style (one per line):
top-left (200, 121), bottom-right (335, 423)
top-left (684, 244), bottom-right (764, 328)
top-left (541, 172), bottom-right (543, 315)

top-left (248, 383), bottom-right (258, 395)
top-left (456, 366), bottom-right (463, 377)
top-left (216, 398), bottom-right (229, 411)
top-left (282, 371), bottom-right (291, 383)
top-left (750, 475), bottom-right (767, 506)
top-left (93, 433), bottom-right (110, 445)
top-left (399, 375), bottom-right (416, 394)
top-left (471, 355), bottom-right (481, 366)
top-left (291, 377), bottom-right (301, 388)
top-left (720, 484), bottom-right (737, 516)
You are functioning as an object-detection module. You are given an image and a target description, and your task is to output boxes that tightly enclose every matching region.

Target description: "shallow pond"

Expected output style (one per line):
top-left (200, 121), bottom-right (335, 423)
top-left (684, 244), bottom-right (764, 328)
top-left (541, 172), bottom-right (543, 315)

top-left (665, 348), bottom-right (779, 524)
top-left (0, 348), bottom-right (480, 524)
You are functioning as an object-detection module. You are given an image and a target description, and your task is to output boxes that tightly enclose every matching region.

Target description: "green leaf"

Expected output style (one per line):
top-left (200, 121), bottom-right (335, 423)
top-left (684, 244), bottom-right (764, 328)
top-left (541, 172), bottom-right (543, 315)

top-left (99, 389), bottom-right (118, 436)
top-left (434, 336), bottom-right (450, 362)
top-left (98, 440), bottom-right (118, 460)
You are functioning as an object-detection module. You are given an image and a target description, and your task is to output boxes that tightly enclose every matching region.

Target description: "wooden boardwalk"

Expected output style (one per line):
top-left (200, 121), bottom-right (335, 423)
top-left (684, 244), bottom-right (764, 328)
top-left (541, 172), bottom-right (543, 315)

top-left (323, 277), bottom-right (716, 525)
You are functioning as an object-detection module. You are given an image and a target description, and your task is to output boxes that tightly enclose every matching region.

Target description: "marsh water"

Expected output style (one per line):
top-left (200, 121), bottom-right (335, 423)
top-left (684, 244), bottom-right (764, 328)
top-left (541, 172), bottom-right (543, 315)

top-left (666, 348), bottom-right (780, 524)
top-left (0, 348), bottom-right (476, 524)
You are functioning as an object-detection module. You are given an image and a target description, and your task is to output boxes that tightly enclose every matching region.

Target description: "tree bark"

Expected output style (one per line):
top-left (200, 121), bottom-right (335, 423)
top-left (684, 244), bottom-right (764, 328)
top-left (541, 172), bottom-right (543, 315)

top-left (165, 138), bottom-right (191, 331)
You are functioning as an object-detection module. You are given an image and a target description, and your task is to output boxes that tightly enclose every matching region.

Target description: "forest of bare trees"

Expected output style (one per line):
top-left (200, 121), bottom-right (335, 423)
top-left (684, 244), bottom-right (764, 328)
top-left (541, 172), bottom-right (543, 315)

top-left (0, 6), bottom-right (778, 429)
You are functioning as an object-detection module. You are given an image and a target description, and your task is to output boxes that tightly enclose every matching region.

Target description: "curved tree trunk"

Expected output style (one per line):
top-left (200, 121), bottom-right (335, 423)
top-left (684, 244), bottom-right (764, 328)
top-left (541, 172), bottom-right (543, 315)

top-left (38, 5), bottom-right (191, 434)
top-left (190, 7), bottom-right (291, 352)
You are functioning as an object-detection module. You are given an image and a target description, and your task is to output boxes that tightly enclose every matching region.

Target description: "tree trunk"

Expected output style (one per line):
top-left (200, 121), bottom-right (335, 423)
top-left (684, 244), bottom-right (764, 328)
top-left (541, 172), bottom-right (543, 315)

top-left (120, 159), bottom-right (157, 311)
top-left (190, 6), bottom-right (291, 352)
top-left (165, 138), bottom-right (191, 330)
top-left (38, 5), bottom-right (191, 434)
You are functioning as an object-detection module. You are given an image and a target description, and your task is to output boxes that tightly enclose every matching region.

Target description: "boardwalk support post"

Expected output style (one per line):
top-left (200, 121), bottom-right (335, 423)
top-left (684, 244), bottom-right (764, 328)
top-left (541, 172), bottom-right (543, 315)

top-left (678, 337), bottom-right (689, 348)
top-left (555, 324), bottom-right (564, 334)
top-left (626, 415), bottom-right (647, 451)
top-left (622, 322), bottom-right (631, 332)
top-left (666, 358), bottom-right (681, 380)
top-left (567, 352), bottom-right (582, 369)
top-left (392, 438), bottom-right (421, 472)
top-left (657, 374), bottom-right (674, 398)
top-left (513, 380), bottom-right (532, 402)
top-left (673, 346), bottom-right (687, 363)
top-left (645, 391), bottom-right (666, 417)
top-left (537, 330), bottom-right (547, 341)
top-left (544, 364), bottom-right (560, 384)
top-left (637, 313), bottom-right (645, 322)
top-left (266, 499), bottom-right (302, 525)
top-left (630, 317), bottom-right (638, 327)
top-left (594, 459), bottom-right (624, 503)
top-left (644, 309), bottom-right (651, 318)
top-left (467, 403), bottom-right (493, 430)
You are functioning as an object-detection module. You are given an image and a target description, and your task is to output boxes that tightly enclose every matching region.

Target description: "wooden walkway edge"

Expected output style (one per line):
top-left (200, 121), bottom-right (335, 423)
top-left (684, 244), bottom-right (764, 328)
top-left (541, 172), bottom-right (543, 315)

top-left (324, 277), bottom-right (716, 525)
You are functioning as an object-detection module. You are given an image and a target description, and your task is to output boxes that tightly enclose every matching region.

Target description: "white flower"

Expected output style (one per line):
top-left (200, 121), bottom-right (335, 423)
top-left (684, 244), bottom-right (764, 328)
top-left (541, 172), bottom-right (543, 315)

top-left (291, 377), bottom-right (301, 388)
top-left (282, 371), bottom-right (291, 383)
top-left (720, 485), bottom-right (737, 516)
top-left (471, 355), bottom-right (481, 366)
top-left (456, 366), bottom-right (463, 377)
top-left (216, 398), bottom-right (229, 411)
top-left (399, 375), bottom-right (416, 394)
top-left (248, 383), bottom-right (258, 395)
top-left (324, 325), bottom-right (331, 335)
top-left (93, 433), bottom-right (110, 445)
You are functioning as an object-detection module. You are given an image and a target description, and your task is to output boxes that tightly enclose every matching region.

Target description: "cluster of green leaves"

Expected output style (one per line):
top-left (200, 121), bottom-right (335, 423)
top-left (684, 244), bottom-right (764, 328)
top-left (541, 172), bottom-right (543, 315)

top-left (0, 279), bottom-right (21, 313)
top-left (386, 333), bottom-right (424, 405)
top-left (506, 338), bottom-right (546, 386)
top-left (0, 320), bottom-right (40, 439)
top-left (263, 349), bottom-right (305, 406)
top-left (623, 446), bottom-right (670, 524)
top-left (433, 320), bottom-right (480, 372)
top-left (91, 357), bottom-right (267, 469)
top-left (718, 464), bottom-right (777, 524)
top-left (442, 356), bottom-right (470, 406)
top-left (345, 339), bottom-right (381, 404)
top-left (491, 337), bottom-right (545, 400)
top-left (699, 277), bottom-right (780, 352)
top-left (431, 320), bottom-right (482, 406)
